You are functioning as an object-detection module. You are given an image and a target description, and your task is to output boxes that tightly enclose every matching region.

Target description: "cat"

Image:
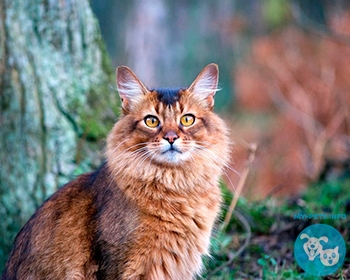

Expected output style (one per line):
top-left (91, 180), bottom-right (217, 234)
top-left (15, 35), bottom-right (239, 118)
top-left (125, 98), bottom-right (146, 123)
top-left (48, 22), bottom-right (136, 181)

top-left (2, 63), bottom-right (230, 280)
top-left (320, 246), bottom-right (340, 267)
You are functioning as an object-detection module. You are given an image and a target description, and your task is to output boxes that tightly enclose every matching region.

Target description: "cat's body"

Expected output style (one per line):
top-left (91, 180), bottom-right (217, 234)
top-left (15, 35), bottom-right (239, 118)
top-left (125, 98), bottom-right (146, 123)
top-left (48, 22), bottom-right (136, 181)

top-left (2, 64), bottom-right (230, 280)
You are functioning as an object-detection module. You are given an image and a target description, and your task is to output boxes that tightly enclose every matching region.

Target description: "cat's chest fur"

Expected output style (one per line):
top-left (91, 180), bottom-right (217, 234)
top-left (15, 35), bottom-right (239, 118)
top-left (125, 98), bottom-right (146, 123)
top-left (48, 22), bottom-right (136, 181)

top-left (106, 164), bottom-right (222, 280)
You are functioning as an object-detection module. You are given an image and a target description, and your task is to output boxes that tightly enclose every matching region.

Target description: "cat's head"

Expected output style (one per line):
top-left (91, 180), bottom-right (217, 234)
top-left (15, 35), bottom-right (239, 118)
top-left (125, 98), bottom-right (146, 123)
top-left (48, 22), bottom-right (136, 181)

top-left (107, 64), bottom-right (229, 173)
top-left (320, 247), bottom-right (340, 267)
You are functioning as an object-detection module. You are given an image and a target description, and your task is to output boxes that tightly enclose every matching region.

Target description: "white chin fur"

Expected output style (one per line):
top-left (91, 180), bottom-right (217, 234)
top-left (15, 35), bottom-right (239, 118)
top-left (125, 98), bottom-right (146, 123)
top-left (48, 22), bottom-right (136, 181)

top-left (157, 151), bottom-right (191, 165)
top-left (153, 142), bottom-right (192, 165)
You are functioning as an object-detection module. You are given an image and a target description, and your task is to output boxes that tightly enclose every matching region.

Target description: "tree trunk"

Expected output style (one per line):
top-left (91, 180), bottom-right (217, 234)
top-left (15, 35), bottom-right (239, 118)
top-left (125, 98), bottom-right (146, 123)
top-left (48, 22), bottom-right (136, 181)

top-left (0, 0), bottom-right (118, 272)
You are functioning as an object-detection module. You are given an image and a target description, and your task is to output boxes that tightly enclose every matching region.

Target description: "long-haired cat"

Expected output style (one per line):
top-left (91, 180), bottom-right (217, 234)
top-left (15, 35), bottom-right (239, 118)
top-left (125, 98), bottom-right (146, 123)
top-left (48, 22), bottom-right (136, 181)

top-left (2, 63), bottom-right (230, 280)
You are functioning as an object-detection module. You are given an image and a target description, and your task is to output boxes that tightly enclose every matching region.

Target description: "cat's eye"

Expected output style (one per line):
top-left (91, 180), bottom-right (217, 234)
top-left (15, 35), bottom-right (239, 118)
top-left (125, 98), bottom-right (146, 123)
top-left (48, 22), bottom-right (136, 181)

top-left (144, 116), bottom-right (160, 128)
top-left (180, 114), bottom-right (195, 127)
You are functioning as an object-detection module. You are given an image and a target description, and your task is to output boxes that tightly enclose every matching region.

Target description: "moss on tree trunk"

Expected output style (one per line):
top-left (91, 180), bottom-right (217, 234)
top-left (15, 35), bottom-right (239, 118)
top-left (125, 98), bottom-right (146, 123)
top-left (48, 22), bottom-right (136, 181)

top-left (0, 0), bottom-right (118, 272)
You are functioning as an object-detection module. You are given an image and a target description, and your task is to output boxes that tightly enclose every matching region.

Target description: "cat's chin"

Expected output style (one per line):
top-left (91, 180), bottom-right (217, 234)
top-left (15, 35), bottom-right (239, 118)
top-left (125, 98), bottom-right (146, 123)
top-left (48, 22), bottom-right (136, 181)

top-left (149, 141), bottom-right (193, 166)
top-left (154, 150), bottom-right (191, 166)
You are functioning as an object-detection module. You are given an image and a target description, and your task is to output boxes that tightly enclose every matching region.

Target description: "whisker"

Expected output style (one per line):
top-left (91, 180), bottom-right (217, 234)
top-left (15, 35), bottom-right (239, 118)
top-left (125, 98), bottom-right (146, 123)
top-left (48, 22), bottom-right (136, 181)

top-left (107, 138), bottom-right (238, 194)
top-left (179, 142), bottom-right (239, 193)
top-left (108, 139), bottom-right (129, 156)
top-left (222, 170), bottom-right (237, 193)
top-left (107, 143), bottom-right (151, 183)
top-left (199, 148), bottom-right (239, 176)
top-left (133, 150), bottom-right (154, 173)
top-left (180, 141), bottom-right (240, 177)
top-left (108, 148), bottom-right (152, 184)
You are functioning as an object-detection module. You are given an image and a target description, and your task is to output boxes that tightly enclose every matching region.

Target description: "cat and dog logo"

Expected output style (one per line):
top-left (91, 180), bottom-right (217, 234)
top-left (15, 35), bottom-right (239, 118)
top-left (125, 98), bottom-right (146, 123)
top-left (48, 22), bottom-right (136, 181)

top-left (294, 224), bottom-right (346, 276)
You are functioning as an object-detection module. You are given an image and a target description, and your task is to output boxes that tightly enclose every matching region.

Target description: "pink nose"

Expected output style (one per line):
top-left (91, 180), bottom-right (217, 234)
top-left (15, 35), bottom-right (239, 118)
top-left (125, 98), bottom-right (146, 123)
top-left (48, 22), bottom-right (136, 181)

top-left (163, 131), bottom-right (178, 144)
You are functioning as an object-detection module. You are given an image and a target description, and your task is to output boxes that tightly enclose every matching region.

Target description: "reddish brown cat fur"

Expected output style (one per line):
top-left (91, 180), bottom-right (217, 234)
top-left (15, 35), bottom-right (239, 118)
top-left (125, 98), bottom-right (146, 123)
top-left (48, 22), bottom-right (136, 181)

top-left (2, 64), bottom-right (230, 280)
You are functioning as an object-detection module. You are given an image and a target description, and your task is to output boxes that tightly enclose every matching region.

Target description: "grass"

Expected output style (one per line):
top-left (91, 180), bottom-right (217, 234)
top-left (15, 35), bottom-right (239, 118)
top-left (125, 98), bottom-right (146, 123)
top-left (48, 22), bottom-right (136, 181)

top-left (203, 178), bottom-right (350, 279)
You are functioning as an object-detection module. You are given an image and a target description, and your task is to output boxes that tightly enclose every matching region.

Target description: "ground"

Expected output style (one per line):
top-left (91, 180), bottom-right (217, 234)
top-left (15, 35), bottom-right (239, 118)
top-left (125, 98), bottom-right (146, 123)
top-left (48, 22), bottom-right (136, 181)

top-left (204, 179), bottom-right (350, 279)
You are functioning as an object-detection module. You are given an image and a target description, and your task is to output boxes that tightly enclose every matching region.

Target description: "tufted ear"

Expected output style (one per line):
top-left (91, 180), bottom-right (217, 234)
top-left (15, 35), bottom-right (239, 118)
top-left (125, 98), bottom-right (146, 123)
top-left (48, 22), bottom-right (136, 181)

top-left (188, 63), bottom-right (219, 110)
top-left (116, 66), bottom-right (148, 113)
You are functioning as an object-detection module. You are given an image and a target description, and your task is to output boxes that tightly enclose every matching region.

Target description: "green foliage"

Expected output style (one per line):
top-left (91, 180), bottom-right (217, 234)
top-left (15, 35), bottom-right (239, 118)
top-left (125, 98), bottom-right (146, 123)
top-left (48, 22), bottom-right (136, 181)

top-left (281, 179), bottom-right (350, 229)
top-left (262, 0), bottom-right (290, 29)
top-left (204, 179), bottom-right (350, 279)
top-left (257, 254), bottom-right (320, 280)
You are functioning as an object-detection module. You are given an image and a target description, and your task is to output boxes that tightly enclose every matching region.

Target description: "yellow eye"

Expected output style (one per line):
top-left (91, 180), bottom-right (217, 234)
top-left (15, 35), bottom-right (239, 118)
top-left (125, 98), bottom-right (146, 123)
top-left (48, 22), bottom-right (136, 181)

top-left (144, 116), bottom-right (160, 128)
top-left (180, 114), bottom-right (195, 127)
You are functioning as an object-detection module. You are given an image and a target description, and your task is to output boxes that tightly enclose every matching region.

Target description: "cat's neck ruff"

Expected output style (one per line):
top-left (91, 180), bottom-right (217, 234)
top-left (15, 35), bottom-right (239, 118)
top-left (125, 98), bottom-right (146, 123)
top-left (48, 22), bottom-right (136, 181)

top-left (107, 146), bottom-right (223, 193)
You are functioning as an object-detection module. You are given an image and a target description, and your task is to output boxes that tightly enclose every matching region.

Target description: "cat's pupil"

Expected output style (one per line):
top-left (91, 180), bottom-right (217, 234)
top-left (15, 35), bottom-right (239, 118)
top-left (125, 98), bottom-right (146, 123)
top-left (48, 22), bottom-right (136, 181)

top-left (323, 254), bottom-right (327, 259)
top-left (332, 253), bottom-right (336, 258)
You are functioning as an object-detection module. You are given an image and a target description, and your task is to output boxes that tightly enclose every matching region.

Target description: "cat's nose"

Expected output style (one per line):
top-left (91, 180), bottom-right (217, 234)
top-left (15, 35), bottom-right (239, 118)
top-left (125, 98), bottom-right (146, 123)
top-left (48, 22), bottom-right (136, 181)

top-left (163, 131), bottom-right (179, 144)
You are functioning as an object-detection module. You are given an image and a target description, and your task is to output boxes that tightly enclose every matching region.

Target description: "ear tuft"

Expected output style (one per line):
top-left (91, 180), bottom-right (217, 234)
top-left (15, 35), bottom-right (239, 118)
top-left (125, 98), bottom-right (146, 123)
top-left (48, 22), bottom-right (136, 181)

top-left (188, 63), bottom-right (219, 109)
top-left (116, 66), bottom-right (148, 111)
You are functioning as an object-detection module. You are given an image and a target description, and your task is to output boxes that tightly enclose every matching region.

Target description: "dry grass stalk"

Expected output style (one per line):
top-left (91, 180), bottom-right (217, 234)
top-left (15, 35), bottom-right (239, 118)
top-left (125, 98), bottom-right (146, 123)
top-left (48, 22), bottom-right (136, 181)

top-left (221, 142), bottom-right (257, 231)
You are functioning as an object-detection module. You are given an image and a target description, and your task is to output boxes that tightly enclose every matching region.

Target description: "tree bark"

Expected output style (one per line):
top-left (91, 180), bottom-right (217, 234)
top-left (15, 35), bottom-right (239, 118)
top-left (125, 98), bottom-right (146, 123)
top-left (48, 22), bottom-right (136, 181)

top-left (0, 0), bottom-right (118, 272)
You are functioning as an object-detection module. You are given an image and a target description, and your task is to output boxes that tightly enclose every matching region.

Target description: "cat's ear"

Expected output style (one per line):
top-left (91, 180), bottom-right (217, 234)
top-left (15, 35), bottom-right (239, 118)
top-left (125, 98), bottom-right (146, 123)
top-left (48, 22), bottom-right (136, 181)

top-left (188, 63), bottom-right (219, 110)
top-left (116, 66), bottom-right (148, 112)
